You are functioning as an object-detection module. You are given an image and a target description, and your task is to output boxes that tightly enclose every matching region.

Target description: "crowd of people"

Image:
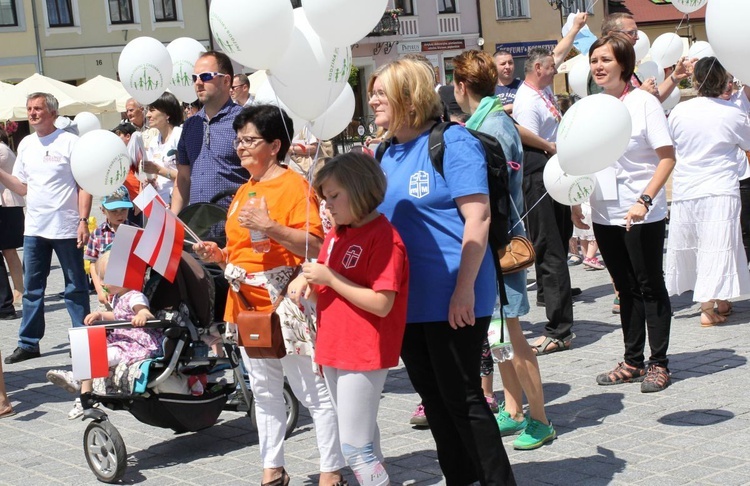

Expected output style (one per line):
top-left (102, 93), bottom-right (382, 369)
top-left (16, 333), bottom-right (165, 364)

top-left (2, 11), bottom-right (750, 485)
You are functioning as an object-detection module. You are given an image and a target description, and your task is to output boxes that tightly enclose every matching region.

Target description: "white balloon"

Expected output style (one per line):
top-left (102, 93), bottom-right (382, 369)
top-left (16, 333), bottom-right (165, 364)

top-left (672, 0), bottom-right (707, 14)
top-left (269, 10), bottom-right (352, 121)
top-left (310, 84), bottom-right (355, 140)
top-left (118, 37), bottom-right (173, 106)
top-left (166, 37), bottom-right (206, 104)
top-left (71, 130), bottom-right (130, 197)
top-left (73, 112), bottom-right (101, 136)
top-left (303, 0), bottom-right (389, 46)
top-left (662, 85), bottom-right (682, 111)
top-left (687, 41), bottom-right (714, 60)
top-left (556, 94), bottom-right (632, 176)
top-left (209, 0), bottom-right (294, 70)
top-left (707, 0), bottom-right (750, 84)
top-left (543, 155), bottom-right (597, 206)
top-left (633, 31), bottom-right (651, 62)
top-left (650, 33), bottom-right (684, 67)
top-left (254, 79), bottom-right (305, 137)
top-left (568, 60), bottom-right (590, 98)
top-left (636, 60), bottom-right (665, 84)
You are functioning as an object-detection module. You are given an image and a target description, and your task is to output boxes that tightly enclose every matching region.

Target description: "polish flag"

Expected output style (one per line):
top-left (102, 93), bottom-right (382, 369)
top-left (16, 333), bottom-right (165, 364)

top-left (69, 326), bottom-right (109, 380)
top-left (134, 202), bottom-right (184, 282)
top-left (104, 225), bottom-right (148, 290)
top-left (132, 184), bottom-right (167, 217)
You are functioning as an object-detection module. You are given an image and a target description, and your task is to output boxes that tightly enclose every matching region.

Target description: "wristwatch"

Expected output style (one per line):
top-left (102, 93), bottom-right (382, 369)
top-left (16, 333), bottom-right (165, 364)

top-left (640, 194), bottom-right (653, 207)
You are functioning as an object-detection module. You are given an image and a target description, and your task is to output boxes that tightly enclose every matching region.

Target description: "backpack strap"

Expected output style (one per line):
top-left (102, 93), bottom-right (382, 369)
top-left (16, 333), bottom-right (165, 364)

top-left (373, 138), bottom-right (392, 162)
top-left (427, 121), bottom-right (456, 177)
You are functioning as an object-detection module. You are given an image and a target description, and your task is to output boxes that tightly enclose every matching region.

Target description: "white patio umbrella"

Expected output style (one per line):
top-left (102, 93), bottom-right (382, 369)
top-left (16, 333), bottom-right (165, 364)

top-left (79, 75), bottom-right (132, 113)
top-left (0, 73), bottom-right (116, 121)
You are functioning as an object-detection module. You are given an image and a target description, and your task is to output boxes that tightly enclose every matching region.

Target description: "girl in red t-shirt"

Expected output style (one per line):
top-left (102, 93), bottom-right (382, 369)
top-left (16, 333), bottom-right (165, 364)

top-left (289, 152), bottom-right (408, 485)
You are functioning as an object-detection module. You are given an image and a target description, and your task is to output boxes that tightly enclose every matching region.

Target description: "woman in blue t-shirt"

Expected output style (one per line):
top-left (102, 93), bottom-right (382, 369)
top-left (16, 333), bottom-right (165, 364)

top-left (371, 58), bottom-right (516, 485)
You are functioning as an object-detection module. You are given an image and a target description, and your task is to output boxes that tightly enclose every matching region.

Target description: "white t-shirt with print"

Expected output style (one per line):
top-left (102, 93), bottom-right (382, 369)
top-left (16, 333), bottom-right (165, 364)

top-left (145, 125), bottom-right (181, 203)
top-left (12, 129), bottom-right (81, 238)
top-left (513, 82), bottom-right (559, 142)
top-left (590, 89), bottom-right (673, 226)
top-left (669, 96), bottom-right (750, 201)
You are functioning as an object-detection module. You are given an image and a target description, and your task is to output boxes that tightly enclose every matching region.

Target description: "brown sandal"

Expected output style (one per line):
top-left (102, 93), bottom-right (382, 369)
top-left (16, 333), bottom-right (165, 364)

top-left (700, 308), bottom-right (726, 327)
top-left (531, 334), bottom-right (575, 356)
top-left (716, 301), bottom-right (733, 317)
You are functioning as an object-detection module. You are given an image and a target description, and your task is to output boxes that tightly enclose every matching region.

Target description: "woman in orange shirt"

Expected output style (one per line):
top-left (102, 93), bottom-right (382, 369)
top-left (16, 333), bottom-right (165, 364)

top-left (195, 105), bottom-right (345, 486)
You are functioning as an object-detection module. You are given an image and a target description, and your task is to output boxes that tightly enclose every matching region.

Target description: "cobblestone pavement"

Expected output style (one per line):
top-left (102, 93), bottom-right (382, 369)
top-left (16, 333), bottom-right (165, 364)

top-left (2, 249), bottom-right (749, 485)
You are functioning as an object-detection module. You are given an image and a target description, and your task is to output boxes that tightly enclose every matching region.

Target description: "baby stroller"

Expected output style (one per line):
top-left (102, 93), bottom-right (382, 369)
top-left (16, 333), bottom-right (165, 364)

top-left (79, 251), bottom-right (299, 483)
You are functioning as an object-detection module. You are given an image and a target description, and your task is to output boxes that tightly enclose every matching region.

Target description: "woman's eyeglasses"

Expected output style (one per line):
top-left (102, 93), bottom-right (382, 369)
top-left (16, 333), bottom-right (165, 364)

top-left (368, 89), bottom-right (388, 101)
top-left (233, 136), bottom-right (266, 150)
top-left (192, 72), bottom-right (227, 83)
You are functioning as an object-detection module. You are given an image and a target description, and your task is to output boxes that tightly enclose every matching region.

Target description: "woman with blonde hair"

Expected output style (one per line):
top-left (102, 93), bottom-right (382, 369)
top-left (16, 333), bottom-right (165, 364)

top-left (372, 58), bottom-right (516, 484)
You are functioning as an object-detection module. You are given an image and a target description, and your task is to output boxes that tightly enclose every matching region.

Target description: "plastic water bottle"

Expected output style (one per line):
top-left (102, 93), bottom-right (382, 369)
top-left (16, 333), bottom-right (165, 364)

top-left (248, 192), bottom-right (271, 253)
top-left (487, 302), bottom-right (514, 362)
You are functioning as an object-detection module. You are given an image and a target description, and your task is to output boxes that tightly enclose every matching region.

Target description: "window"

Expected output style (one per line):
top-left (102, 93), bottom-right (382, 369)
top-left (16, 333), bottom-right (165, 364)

top-left (153, 0), bottom-right (176, 22)
top-left (496, 0), bottom-right (529, 19)
top-left (109, 0), bottom-right (133, 24)
top-left (563, 0), bottom-right (594, 15)
top-left (395, 0), bottom-right (414, 15)
top-left (438, 0), bottom-right (456, 14)
top-left (0, 0), bottom-right (17, 26)
top-left (47, 0), bottom-right (73, 26)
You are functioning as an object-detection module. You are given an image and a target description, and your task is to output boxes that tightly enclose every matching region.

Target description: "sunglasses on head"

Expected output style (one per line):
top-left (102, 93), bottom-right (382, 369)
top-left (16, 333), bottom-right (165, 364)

top-left (191, 72), bottom-right (227, 83)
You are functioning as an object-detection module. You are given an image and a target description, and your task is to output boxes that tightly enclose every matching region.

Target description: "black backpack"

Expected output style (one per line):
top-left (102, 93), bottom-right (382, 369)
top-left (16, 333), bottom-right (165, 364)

top-left (375, 121), bottom-right (511, 291)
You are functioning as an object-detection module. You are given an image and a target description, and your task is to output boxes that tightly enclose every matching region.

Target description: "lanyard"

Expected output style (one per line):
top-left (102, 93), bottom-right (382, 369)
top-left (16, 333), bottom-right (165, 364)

top-left (524, 81), bottom-right (561, 122)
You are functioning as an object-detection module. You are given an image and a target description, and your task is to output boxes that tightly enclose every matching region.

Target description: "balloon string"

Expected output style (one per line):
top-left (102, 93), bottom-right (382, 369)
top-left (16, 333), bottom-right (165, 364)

top-left (511, 192), bottom-right (548, 231)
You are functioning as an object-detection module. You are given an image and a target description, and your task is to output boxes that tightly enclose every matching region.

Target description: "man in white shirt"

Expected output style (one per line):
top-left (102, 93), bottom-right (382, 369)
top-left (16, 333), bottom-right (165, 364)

top-left (0, 93), bottom-right (92, 364)
top-left (514, 12), bottom-right (586, 355)
top-left (230, 74), bottom-right (254, 107)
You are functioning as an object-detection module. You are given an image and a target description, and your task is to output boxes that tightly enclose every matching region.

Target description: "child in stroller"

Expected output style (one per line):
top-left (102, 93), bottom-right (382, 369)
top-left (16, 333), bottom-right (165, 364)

top-left (47, 251), bottom-right (163, 412)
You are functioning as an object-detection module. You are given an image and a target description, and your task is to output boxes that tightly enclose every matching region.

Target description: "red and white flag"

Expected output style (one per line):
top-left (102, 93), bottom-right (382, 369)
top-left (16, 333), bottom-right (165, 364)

top-left (104, 225), bottom-right (149, 290)
top-left (134, 202), bottom-right (184, 282)
top-left (132, 184), bottom-right (167, 217)
top-left (69, 326), bottom-right (109, 380)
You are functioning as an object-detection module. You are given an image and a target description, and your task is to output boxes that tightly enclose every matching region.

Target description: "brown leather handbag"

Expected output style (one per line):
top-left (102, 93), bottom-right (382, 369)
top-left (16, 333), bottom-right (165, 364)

top-left (234, 269), bottom-right (298, 359)
top-left (499, 236), bottom-right (536, 274)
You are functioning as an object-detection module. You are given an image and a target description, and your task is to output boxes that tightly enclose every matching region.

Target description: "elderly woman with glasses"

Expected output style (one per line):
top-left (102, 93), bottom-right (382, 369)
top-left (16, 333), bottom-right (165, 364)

top-left (194, 104), bottom-right (345, 486)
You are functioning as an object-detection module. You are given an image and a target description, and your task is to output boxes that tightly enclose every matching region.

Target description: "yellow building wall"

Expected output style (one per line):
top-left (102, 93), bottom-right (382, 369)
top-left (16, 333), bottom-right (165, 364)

top-left (0, 0), bottom-right (40, 81)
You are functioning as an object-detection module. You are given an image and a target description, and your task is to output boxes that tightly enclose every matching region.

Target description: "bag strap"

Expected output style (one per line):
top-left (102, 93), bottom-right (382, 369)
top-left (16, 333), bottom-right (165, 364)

top-left (233, 267), bottom-right (301, 312)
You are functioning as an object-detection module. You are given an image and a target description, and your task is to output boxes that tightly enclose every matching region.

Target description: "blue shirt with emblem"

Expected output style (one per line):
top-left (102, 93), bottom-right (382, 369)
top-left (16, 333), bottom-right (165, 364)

top-left (177, 99), bottom-right (247, 208)
top-left (378, 125), bottom-right (496, 323)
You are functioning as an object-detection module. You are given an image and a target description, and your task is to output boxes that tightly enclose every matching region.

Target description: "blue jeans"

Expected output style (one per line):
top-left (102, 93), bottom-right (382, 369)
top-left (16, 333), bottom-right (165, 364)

top-left (18, 236), bottom-right (90, 352)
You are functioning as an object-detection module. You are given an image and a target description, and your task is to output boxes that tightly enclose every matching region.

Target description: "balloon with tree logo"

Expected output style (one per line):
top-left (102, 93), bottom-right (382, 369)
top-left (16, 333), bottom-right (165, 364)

top-left (556, 93), bottom-right (632, 176)
top-left (118, 37), bottom-right (173, 106)
top-left (208, 0), bottom-right (294, 71)
top-left (269, 9), bottom-right (352, 121)
top-left (707, 0), bottom-right (750, 84)
top-left (543, 155), bottom-right (597, 206)
top-left (671, 0), bottom-right (708, 14)
top-left (310, 84), bottom-right (356, 140)
top-left (73, 112), bottom-right (101, 136)
top-left (167, 38), bottom-right (206, 103)
top-left (303, 0), bottom-right (389, 47)
top-left (71, 130), bottom-right (130, 196)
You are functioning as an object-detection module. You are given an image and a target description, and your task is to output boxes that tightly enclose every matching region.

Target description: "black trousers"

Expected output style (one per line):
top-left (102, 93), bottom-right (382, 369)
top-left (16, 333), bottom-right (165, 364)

top-left (739, 178), bottom-right (750, 261)
top-left (593, 221), bottom-right (672, 367)
top-left (523, 169), bottom-right (574, 339)
top-left (0, 252), bottom-right (13, 315)
top-left (401, 318), bottom-right (516, 486)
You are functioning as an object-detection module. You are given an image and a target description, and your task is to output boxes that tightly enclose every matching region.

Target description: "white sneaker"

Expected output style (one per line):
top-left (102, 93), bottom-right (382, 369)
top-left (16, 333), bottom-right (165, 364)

top-left (67, 398), bottom-right (84, 420)
top-left (46, 369), bottom-right (81, 394)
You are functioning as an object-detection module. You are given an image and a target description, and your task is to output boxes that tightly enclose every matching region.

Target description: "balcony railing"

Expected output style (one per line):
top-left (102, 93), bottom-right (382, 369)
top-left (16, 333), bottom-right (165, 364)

top-left (368, 9), bottom-right (402, 37)
top-left (437, 13), bottom-right (461, 35)
top-left (399, 16), bottom-right (419, 38)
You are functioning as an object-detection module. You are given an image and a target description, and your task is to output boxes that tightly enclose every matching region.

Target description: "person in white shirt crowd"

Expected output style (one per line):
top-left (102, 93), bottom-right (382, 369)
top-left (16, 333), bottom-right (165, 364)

top-left (575, 33), bottom-right (676, 393)
top-left (0, 92), bottom-right (92, 364)
top-left (230, 73), bottom-right (254, 107)
top-left (140, 92), bottom-right (183, 205)
top-left (0, 127), bottom-right (24, 311)
top-left (665, 57), bottom-right (750, 326)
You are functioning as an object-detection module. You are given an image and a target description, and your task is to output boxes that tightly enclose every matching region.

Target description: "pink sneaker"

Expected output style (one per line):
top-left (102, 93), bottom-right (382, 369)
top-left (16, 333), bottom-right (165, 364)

top-left (409, 403), bottom-right (429, 428)
top-left (583, 257), bottom-right (605, 270)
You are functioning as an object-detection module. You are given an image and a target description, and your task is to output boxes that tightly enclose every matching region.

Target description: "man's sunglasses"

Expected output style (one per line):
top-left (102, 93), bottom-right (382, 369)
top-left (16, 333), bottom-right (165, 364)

top-left (191, 72), bottom-right (227, 83)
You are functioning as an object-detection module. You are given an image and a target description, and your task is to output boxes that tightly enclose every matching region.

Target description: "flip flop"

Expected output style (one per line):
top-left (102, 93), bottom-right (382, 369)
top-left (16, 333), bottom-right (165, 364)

top-left (0, 409), bottom-right (16, 419)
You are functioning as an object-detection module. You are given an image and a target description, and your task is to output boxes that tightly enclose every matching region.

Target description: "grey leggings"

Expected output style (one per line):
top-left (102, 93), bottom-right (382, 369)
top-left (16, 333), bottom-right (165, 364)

top-left (323, 367), bottom-right (390, 485)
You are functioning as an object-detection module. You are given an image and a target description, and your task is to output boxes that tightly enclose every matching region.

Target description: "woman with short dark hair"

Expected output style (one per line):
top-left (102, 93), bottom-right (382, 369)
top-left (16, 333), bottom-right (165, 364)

top-left (665, 57), bottom-right (750, 325)
top-left (578, 33), bottom-right (676, 393)
top-left (142, 92), bottom-right (183, 203)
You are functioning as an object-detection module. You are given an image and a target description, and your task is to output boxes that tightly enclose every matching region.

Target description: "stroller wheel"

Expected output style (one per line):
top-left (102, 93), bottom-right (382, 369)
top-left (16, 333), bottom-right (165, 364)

top-left (83, 420), bottom-right (127, 483)
top-left (250, 381), bottom-right (300, 439)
